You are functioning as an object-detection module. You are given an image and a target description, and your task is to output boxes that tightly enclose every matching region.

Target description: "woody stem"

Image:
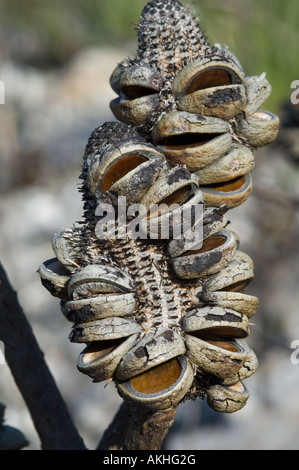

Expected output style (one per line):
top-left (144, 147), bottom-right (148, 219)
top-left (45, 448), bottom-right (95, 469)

top-left (97, 401), bottom-right (177, 450)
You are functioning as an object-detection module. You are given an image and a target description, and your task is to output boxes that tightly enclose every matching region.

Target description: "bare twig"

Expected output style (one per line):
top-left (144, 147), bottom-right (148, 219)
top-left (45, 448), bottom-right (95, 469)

top-left (124, 404), bottom-right (177, 450)
top-left (97, 401), bottom-right (131, 450)
top-left (98, 401), bottom-right (177, 450)
top-left (0, 262), bottom-right (87, 450)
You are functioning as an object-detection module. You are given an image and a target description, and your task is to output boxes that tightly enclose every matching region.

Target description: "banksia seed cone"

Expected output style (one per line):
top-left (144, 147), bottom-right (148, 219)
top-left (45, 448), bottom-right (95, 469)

top-left (39, 0), bottom-right (279, 414)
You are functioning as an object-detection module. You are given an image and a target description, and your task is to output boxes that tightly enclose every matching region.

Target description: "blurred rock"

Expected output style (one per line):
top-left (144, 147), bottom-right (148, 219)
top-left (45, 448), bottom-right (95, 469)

top-left (0, 403), bottom-right (29, 450)
top-left (0, 46), bottom-right (123, 193)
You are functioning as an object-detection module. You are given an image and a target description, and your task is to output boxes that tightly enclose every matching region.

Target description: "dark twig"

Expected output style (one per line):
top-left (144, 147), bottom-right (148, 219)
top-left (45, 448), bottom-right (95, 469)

top-left (124, 404), bottom-right (178, 450)
top-left (97, 401), bottom-right (131, 450)
top-left (98, 401), bottom-right (177, 450)
top-left (0, 262), bottom-right (87, 450)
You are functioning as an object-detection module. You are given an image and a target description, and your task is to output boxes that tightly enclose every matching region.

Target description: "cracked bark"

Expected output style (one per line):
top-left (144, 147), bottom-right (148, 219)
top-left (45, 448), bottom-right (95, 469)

top-left (98, 401), bottom-right (178, 450)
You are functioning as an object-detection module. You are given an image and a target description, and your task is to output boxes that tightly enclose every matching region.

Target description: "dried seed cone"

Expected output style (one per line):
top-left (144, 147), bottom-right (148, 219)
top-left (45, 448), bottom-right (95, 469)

top-left (38, 0), bottom-right (279, 414)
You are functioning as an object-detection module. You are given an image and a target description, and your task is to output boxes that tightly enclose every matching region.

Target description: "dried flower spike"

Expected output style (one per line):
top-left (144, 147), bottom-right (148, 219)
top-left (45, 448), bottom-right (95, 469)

top-left (39, 0), bottom-right (279, 415)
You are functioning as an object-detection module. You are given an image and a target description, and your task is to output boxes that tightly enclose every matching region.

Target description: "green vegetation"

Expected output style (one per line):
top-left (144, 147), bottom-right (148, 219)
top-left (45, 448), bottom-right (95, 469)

top-left (0, 0), bottom-right (297, 113)
top-left (197, 0), bottom-right (299, 114)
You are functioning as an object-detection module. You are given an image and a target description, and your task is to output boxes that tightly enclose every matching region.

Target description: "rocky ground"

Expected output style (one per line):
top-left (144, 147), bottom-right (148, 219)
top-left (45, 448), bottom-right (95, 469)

top-left (0, 46), bottom-right (299, 450)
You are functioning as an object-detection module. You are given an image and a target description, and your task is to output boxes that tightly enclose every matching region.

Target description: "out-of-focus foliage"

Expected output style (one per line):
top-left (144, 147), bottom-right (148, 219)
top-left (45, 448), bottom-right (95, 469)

top-left (197, 0), bottom-right (299, 114)
top-left (0, 0), bottom-right (143, 66)
top-left (0, 0), bottom-right (297, 110)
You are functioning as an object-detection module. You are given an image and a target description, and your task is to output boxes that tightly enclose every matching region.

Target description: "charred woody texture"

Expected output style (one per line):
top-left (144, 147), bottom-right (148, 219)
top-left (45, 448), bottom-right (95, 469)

top-left (39, 0), bottom-right (279, 416)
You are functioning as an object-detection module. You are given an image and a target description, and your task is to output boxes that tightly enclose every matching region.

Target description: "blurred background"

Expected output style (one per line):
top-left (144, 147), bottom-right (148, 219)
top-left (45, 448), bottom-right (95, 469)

top-left (0, 0), bottom-right (298, 450)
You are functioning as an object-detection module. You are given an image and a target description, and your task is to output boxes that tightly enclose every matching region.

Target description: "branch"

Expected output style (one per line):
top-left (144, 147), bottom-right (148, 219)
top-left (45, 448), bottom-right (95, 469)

top-left (124, 404), bottom-right (177, 450)
top-left (98, 401), bottom-right (177, 450)
top-left (97, 401), bottom-right (131, 450)
top-left (0, 262), bottom-right (87, 450)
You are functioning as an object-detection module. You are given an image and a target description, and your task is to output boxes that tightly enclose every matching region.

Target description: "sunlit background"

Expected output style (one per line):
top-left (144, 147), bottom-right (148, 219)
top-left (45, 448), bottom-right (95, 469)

top-left (0, 0), bottom-right (298, 450)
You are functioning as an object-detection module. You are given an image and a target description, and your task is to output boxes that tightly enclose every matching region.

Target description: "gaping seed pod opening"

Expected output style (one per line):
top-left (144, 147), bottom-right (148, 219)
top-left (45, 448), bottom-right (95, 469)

top-left (111, 64), bottom-right (165, 126)
top-left (70, 318), bottom-right (142, 382)
top-left (170, 228), bottom-right (238, 279)
top-left (173, 56), bottom-right (246, 119)
top-left (76, 334), bottom-right (141, 383)
top-left (100, 154), bottom-right (148, 193)
top-left (38, 258), bottom-right (70, 300)
top-left (119, 65), bottom-right (164, 99)
top-left (137, 165), bottom-right (203, 239)
top-left (200, 173), bottom-right (252, 209)
top-left (116, 355), bottom-right (194, 410)
top-left (60, 292), bottom-right (136, 323)
top-left (109, 65), bottom-right (164, 127)
top-left (203, 250), bottom-right (255, 294)
top-left (185, 334), bottom-right (254, 381)
top-left (152, 111), bottom-right (232, 171)
top-left (142, 188), bottom-right (204, 242)
top-left (67, 264), bottom-right (135, 301)
top-left (183, 306), bottom-right (250, 340)
top-left (202, 256), bottom-right (259, 319)
top-left (183, 307), bottom-right (251, 379)
top-left (140, 165), bottom-right (199, 209)
top-left (115, 327), bottom-right (186, 381)
top-left (87, 141), bottom-right (165, 204)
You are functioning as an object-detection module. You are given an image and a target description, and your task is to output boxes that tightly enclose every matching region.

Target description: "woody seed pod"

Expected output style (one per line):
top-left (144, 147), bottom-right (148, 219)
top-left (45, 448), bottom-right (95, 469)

top-left (235, 110), bottom-right (280, 148)
top-left (206, 381), bottom-right (250, 413)
top-left (87, 141), bottom-right (165, 204)
top-left (116, 355), bottom-right (194, 410)
top-left (170, 228), bottom-right (238, 280)
top-left (195, 144), bottom-right (254, 185)
top-left (172, 55), bottom-right (246, 119)
top-left (38, 258), bottom-right (70, 300)
top-left (152, 111), bottom-right (232, 171)
top-left (200, 173), bottom-right (253, 209)
top-left (115, 327), bottom-right (186, 381)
